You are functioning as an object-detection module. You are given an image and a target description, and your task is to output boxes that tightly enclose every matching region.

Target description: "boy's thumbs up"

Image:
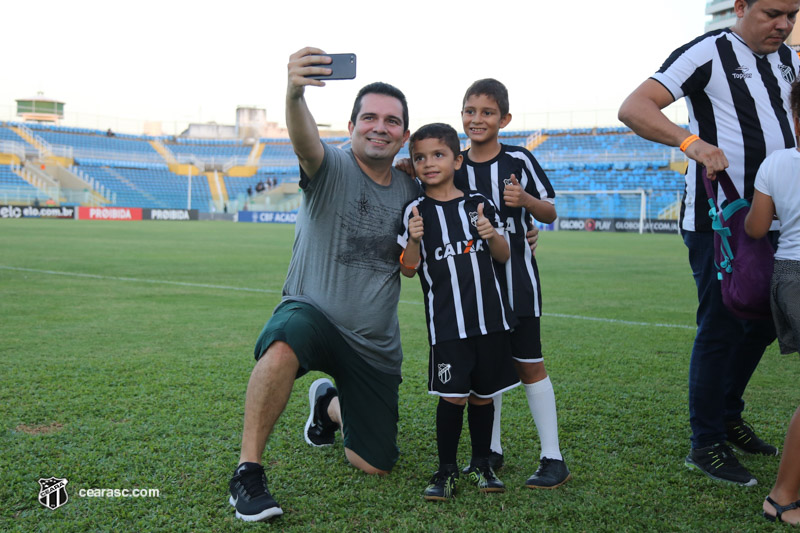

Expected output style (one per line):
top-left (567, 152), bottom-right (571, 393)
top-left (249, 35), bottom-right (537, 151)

top-left (412, 206), bottom-right (419, 217)
top-left (503, 173), bottom-right (525, 208)
top-left (478, 202), bottom-right (484, 217)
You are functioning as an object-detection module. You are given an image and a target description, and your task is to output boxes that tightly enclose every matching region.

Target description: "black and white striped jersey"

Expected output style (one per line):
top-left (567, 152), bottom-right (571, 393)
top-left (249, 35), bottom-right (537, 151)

top-left (454, 144), bottom-right (555, 318)
top-left (398, 191), bottom-right (514, 345)
top-left (651, 28), bottom-right (800, 232)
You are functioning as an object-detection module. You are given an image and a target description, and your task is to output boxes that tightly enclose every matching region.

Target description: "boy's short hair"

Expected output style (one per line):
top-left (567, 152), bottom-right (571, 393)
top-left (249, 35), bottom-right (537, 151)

top-left (462, 78), bottom-right (510, 117)
top-left (350, 82), bottom-right (410, 131)
top-left (791, 79), bottom-right (800, 122)
top-left (409, 123), bottom-right (461, 158)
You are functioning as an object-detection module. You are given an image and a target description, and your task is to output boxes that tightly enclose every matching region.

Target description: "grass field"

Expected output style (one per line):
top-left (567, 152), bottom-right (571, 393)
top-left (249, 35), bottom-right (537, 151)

top-left (1, 219), bottom-right (797, 532)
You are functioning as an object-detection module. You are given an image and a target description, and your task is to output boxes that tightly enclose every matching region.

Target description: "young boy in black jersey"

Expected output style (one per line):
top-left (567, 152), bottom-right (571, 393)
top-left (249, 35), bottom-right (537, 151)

top-left (398, 123), bottom-right (520, 501)
top-left (456, 78), bottom-right (570, 489)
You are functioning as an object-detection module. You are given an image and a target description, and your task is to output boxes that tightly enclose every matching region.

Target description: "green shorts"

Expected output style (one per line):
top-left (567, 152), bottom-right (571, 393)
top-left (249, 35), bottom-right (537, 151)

top-left (254, 300), bottom-right (401, 471)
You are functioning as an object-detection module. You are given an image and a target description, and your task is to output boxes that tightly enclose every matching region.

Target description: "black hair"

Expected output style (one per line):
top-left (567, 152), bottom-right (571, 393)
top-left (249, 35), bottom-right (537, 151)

top-left (791, 78), bottom-right (800, 123)
top-left (409, 123), bottom-right (461, 159)
top-left (462, 78), bottom-right (510, 117)
top-left (350, 82), bottom-right (409, 131)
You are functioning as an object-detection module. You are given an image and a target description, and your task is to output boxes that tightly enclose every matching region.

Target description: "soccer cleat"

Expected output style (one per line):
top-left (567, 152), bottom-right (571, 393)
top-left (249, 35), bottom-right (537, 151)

top-left (685, 443), bottom-right (757, 486)
top-left (229, 462), bottom-right (283, 522)
top-left (525, 457), bottom-right (572, 489)
top-left (464, 459), bottom-right (505, 493)
top-left (304, 378), bottom-right (339, 447)
top-left (423, 464), bottom-right (459, 501)
top-left (726, 420), bottom-right (779, 456)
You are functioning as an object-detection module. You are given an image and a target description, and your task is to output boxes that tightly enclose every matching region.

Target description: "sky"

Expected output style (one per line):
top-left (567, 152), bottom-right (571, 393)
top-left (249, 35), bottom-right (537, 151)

top-left (0, 0), bottom-right (707, 135)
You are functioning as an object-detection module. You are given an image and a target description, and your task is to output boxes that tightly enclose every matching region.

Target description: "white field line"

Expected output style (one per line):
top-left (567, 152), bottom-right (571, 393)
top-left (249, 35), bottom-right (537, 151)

top-left (0, 265), bottom-right (280, 294)
top-left (1, 265), bottom-right (695, 330)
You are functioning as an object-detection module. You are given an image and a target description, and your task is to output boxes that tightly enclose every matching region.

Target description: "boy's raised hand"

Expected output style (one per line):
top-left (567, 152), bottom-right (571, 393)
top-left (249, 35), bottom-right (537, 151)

top-left (408, 206), bottom-right (424, 242)
top-left (475, 203), bottom-right (495, 240)
top-left (502, 174), bottom-right (530, 208)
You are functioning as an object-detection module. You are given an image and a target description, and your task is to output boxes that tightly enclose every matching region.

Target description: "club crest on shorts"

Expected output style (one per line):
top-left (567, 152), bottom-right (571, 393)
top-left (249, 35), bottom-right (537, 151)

top-left (38, 477), bottom-right (69, 510)
top-left (469, 211), bottom-right (478, 227)
top-left (437, 363), bottom-right (452, 384)
top-left (779, 63), bottom-right (796, 83)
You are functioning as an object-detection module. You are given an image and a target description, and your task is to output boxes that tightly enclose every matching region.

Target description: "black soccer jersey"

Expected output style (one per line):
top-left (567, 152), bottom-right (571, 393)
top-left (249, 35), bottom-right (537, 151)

top-left (398, 191), bottom-right (514, 345)
top-left (652, 29), bottom-right (800, 232)
top-left (454, 144), bottom-right (556, 318)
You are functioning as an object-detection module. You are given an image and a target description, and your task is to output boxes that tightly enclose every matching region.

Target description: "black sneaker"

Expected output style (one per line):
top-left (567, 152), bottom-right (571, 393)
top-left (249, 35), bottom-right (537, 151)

top-left (685, 443), bottom-right (757, 486)
top-left (464, 459), bottom-right (505, 493)
top-left (462, 451), bottom-right (504, 475)
top-left (525, 457), bottom-right (572, 489)
top-left (423, 464), bottom-right (459, 501)
top-left (304, 378), bottom-right (338, 447)
top-left (726, 419), bottom-right (779, 456)
top-left (228, 462), bottom-right (283, 522)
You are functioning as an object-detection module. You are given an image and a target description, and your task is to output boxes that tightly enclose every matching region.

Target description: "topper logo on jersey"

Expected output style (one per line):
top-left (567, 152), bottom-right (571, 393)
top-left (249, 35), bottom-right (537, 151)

top-left (733, 66), bottom-right (752, 80)
top-left (779, 63), bottom-right (796, 83)
top-left (437, 363), bottom-right (452, 384)
top-left (469, 211), bottom-right (479, 227)
top-left (434, 239), bottom-right (484, 260)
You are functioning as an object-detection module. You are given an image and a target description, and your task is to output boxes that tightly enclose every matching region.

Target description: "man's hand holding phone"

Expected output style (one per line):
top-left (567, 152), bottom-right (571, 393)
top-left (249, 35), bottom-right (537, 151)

top-left (287, 47), bottom-right (329, 97)
top-left (287, 48), bottom-right (357, 99)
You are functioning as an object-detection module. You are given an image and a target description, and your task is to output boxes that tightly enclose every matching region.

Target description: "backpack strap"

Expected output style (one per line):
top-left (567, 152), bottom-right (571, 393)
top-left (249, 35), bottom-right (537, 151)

top-left (702, 169), bottom-right (736, 276)
top-left (702, 168), bottom-right (740, 205)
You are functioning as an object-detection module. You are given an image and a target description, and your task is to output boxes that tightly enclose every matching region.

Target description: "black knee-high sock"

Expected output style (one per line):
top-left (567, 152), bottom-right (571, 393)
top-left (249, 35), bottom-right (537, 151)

top-left (436, 398), bottom-right (465, 467)
top-left (468, 401), bottom-right (494, 462)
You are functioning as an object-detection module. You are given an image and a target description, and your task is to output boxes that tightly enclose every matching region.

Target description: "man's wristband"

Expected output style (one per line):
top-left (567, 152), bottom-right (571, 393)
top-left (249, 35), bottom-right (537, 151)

top-left (399, 249), bottom-right (421, 270)
top-left (680, 134), bottom-right (700, 152)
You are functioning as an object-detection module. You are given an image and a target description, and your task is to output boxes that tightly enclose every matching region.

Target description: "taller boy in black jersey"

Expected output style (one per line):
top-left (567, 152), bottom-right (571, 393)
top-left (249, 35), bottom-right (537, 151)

top-left (455, 78), bottom-right (570, 489)
top-left (398, 123), bottom-right (520, 501)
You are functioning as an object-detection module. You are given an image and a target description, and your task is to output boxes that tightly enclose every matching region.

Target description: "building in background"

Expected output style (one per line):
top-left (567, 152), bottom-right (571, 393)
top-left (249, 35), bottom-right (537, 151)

top-left (705, 0), bottom-right (734, 31)
top-left (16, 92), bottom-right (64, 124)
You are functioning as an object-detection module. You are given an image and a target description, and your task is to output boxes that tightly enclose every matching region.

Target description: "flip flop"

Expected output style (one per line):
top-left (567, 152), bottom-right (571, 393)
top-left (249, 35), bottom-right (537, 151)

top-left (763, 495), bottom-right (800, 523)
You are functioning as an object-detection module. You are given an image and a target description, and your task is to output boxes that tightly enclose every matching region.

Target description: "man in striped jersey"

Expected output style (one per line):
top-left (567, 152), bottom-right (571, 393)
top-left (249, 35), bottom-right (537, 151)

top-left (619, 0), bottom-right (800, 486)
top-left (455, 79), bottom-right (569, 489)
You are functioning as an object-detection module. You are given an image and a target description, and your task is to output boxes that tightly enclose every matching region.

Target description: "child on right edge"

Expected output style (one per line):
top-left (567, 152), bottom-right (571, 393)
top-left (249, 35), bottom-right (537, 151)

top-left (397, 123), bottom-right (521, 501)
top-left (745, 79), bottom-right (800, 525)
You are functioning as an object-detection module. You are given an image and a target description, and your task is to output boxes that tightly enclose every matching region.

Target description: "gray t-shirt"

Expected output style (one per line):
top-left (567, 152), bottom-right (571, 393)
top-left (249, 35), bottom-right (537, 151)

top-left (281, 143), bottom-right (421, 374)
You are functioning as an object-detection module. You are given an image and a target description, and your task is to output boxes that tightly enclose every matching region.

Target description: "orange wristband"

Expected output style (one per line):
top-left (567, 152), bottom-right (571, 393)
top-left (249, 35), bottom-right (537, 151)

top-left (680, 134), bottom-right (700, 152)
top-left (399, 249), bottom-right (421, 270)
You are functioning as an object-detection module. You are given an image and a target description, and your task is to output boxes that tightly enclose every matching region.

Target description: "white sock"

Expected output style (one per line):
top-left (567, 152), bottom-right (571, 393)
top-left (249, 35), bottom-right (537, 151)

top-left (490, 393), bottom-right (503, 455)
top-left (525, 377), bottom-right (562, 461)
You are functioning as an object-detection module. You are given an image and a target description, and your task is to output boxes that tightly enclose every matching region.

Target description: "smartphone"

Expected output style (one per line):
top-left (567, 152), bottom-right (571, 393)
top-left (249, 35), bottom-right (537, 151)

top-left (308, 53), bottom-right (357, 80)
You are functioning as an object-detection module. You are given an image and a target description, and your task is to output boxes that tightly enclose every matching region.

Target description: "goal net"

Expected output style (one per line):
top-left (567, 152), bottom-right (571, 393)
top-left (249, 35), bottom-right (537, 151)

top-left (553, 189), bottom-right (679, 234)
